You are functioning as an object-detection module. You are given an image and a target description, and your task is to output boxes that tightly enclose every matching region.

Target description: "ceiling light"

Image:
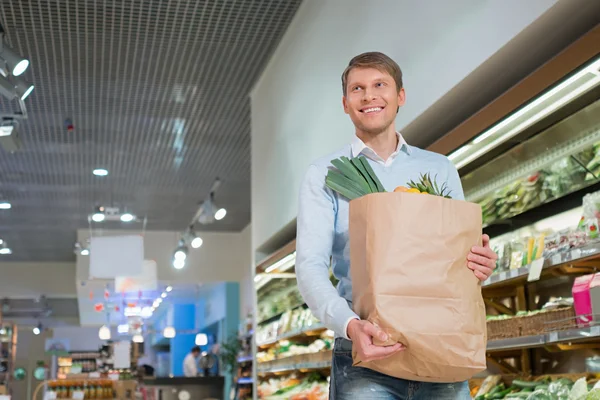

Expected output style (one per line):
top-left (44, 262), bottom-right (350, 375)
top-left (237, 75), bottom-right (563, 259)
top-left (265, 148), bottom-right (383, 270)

top-left (0, 248), bottom-right (12, 255)
top-left (98, 325), bottom-right (111, 340)
top-left (117, 324), bottom-right (129, 334)
top-left (161, 292), bottom-right (167, 299)
top-left (120, 213), bottom-right (134, 222)
top-left (191, 237), bottom-right (203, 249)
top-left (195, 333), bottom-right (208, 346)
top-left (166, 286), bottom-right (173, 292)
top-left (265, 252), bottom-right (296, 273)
top-left (173, 258), bottom-right (185, 270)
top-left (132, 334), bottom-right (144, 343)
top-left (214, 208), bottom-right (227, 221)
top-left (0, 44), bottom-right (30, 76)
top-left (32, 327), bottom-right (40, 335)
top-left (152, 300), bottom-right (160, 308)
top-left (93, 168), bottom-right (109, 177)
top-left (92, 212), bottom-right (105, 222)
top-left (163, 326), bottom-right (176, 339)
top-left (14, 78), bottom-right (33, 100)
top-left (80, 249), bottom-right (90, 256)
top-left (174, 245), bottom-right (188, 261)
top-left (0, 239), bottom-right (3, 245)
top-left (450, 56), bottom-right (600, 170)
top-left (0, 202), bottom-right (11, 209)
top-left (156, 298), bottom-right (163, 304)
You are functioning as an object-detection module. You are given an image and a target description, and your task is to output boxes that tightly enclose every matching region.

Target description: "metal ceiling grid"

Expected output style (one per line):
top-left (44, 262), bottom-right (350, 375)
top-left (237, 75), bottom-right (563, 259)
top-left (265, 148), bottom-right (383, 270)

top-left (0, 0), bottom-right (303, 262)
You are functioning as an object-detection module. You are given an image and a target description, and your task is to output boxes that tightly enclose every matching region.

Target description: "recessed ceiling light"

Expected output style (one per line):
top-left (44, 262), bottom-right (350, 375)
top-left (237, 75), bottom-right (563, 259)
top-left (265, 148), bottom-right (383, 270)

top-left (0, 248), bottom-right (12, 255)
top-left (166, 286), bottom-right (173, 292)
top-left (0, 202), bottom-right (11, 210)
top-left (161, 292), bottom-right (167, 299)
top-left (120, 213), bottom-right (134, 222)
top-left (92, 213), bottom-right (105, 222)
top-left (93, 168), bottom-right (109, 176)
top-left (81, 249), bottom-right (90, 256)
top-left (0, 239), bottom-right (3, 245)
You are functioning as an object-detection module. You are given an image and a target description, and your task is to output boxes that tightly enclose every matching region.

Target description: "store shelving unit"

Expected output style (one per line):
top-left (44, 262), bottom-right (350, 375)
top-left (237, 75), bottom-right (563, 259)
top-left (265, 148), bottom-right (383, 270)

top-left (0, 322), bottom-right (16, 396)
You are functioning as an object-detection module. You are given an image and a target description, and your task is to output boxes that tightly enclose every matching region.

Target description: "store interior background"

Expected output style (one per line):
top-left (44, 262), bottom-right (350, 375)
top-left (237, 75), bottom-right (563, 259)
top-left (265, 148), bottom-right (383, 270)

top-left (0, 0), bottom-right (599, 399)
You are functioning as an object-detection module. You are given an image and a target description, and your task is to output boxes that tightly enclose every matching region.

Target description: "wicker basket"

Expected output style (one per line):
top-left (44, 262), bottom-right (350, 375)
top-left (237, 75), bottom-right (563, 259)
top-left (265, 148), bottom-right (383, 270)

top-left (520, 307), bottom-right (577, 336)
top-left (487, 317), bottom-right (522, 340)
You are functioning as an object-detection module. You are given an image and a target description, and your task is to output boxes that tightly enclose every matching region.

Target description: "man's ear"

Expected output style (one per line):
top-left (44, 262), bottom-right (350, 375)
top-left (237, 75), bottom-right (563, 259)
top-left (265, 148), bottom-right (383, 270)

top-left (342, 95), bottom-right (350, 115)
top-left (396, 88), bottom-right (406, 114)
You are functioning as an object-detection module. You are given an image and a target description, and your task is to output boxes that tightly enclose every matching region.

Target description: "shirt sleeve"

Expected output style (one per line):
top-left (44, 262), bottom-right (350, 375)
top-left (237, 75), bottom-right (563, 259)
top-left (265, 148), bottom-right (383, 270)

top-left (296, 164), bottom-right (360, 339)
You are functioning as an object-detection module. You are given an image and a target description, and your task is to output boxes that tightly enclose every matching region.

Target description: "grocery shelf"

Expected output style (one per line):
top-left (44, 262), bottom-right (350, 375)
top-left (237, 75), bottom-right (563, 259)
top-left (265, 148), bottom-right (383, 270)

top-left (483, 242), bottom-right (600, 289)
top-left (256, 323), bottom-right (326, 348)
top-left (257, 351), bottom-right (332, 375)
top-left (487, 326), bottom-right (600, 352)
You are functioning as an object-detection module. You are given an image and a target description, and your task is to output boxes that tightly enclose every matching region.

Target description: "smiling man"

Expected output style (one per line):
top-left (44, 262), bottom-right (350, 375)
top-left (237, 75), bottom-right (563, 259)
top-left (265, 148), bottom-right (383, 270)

top-left (295, 52), bottom-right (497, 399)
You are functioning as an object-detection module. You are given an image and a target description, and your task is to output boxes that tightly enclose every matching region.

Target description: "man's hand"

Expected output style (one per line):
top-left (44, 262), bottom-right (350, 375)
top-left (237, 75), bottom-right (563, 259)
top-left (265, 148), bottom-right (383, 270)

top-left (347, 319), bottom-right (404, 362)
top-left (467, 234), bottom-right (498, 281)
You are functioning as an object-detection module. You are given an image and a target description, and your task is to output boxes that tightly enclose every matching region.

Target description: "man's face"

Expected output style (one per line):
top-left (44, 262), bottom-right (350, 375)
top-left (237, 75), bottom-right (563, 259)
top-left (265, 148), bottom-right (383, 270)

top-left (343, 67), bottom-right (405, 136)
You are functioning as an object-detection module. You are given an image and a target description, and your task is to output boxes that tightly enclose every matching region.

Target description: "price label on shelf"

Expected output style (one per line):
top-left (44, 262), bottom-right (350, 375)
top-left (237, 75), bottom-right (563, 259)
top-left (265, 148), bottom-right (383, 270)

top-left (549, 332), bottom-right (558, 342)
top-left (71, 391), bottom-right (84, 400)
top-left (0, 396), bottom-right (11, 400)
top-left (44, 393), bottom-right (56, 400)
top-left (527, 258), bottom-right (544, 282)
top-left (509, 269), bottom-right (519, 278)
top-left (571, 249), bottom-right (582, 260)
top-left (552, 254), bottom-right (562, 265)
top-left (591, 326), bottom-right (600, 336)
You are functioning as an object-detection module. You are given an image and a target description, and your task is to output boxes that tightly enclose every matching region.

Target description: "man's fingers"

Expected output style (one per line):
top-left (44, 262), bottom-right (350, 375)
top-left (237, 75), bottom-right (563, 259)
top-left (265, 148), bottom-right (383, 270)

top-left (468, 253), bottom-right (495, 269)
top-left (362, 322), bottom-right (388, 341)
top-left (473, 270), bottom-right (488, 281)
top-left (362, 343), bottom-right (404, 361)
top-left (468, 261), bottom-right (494, 276)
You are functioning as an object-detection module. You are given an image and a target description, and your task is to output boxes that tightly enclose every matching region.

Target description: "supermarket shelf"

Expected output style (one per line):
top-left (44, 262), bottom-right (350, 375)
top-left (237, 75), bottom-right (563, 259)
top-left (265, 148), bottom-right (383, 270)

top-left (257, 323), bottom-right (326, 348)
top-left (483, 242), bottom-right (600, 289)
top-left (257, 302), bottom-right (306, 326)
top-left (488, 326), bottom-right (600, 352)
top-left (257, 351), bottom-right (332, 375)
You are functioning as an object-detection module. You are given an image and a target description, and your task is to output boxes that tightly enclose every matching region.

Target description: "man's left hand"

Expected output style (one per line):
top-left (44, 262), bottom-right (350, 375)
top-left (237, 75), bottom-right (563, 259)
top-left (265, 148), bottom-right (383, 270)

top-left (467, 234), bottom-right (498, 281)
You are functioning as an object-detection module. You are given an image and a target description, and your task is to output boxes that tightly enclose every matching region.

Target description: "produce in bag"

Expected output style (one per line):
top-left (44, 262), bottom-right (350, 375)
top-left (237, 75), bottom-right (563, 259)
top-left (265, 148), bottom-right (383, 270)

top-left (326, 156), bottom-right (486, 382)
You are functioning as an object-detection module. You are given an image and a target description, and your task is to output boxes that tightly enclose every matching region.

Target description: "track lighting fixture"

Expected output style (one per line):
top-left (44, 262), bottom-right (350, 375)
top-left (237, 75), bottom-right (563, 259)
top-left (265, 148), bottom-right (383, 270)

top-left (89, 206), bottom-right (137, 223)
top-left (0, 38), bottom-right (29, 77)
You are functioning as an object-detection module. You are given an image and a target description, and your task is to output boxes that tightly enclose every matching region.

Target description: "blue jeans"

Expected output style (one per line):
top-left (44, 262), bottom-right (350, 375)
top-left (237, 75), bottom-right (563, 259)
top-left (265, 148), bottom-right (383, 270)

top-left (330, 338), bottom-right (472, 400)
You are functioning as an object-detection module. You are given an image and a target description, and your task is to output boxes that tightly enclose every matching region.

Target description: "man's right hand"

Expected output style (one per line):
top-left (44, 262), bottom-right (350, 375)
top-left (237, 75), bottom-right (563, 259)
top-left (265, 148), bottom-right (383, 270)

top-left (347, 319), bottom-right (405, 362)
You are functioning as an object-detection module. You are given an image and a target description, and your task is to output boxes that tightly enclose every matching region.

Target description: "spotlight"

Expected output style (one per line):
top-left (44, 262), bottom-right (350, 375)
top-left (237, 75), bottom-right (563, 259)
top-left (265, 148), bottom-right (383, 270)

top-left (173, 258), bottom-right (185, 270)
top-left (161, 292), bottom-right (167, 299)
top-left (0, 202), bottom-right (11, 209)
top-left (166, 286), bottom-right (173, 292)
top-left (214, 208), bottom-right (227, 221)
top-left (0, 43), bottom-right (30, 76)
top-left (14, 78), bottom-right (34, 100)
top-left (81, 249), bottom-right (90, 256)
top-left (33, 325), bottom-right (41, 335)
top-left (0, 246), bottom-right (12, 255)
top-left (191, 236), bottom-right (203, 249)
top-left (174, 244), bottom-right (188, 261)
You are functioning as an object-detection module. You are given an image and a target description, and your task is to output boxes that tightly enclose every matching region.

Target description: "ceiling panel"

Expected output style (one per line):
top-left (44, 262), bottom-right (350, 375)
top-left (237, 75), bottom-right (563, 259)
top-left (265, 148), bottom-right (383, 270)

top-left (0, 0), bottom-right (303, 261)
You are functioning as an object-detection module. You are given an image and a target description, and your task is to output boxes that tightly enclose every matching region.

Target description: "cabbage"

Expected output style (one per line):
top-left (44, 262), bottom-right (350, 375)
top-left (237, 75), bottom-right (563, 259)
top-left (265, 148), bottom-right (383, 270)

top-left (571, 378), bottom-right (589, 400)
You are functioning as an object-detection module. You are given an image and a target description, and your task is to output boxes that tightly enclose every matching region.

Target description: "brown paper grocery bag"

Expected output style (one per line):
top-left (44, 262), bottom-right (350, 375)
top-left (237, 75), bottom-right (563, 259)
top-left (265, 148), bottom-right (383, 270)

top-left (349, 192), bottom-right (487, 383)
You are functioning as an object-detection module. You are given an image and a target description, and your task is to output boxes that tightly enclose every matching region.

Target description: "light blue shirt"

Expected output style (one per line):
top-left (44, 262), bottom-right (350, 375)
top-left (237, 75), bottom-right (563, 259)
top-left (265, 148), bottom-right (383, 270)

top-left (295, 133), bottom-right (465, 339)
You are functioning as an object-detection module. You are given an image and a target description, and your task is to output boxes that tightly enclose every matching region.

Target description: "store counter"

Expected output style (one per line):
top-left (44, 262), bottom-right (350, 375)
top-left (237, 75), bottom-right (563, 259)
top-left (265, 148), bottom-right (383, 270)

top-left (141, 376), bottom-right (224, 400)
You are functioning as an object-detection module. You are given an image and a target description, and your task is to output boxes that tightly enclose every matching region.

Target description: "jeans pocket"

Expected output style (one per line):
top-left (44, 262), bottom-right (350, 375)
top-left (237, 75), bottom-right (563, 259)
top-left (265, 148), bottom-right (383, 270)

top-left (333, 337), bottom-right (353, 356)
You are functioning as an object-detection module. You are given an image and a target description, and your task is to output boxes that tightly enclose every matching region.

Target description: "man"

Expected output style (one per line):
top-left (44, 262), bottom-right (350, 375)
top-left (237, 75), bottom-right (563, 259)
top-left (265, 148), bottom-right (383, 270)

top-left (183, 346), bottom-right (200, 377)
top-left (296, 52), bottom-right (497, 399)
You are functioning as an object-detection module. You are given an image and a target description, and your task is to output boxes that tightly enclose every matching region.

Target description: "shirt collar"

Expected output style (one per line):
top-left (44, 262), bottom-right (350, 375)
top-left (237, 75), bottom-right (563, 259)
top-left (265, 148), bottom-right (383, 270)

top-left (351, 131), bottom-right (412, 160)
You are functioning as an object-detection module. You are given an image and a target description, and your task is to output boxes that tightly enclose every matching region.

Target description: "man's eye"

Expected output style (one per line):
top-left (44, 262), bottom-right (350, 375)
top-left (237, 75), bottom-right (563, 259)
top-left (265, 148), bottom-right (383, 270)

top-left (353, 86), bottom-right (361, 91)
top-left (376, 82), bottom-right (385, 87)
